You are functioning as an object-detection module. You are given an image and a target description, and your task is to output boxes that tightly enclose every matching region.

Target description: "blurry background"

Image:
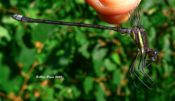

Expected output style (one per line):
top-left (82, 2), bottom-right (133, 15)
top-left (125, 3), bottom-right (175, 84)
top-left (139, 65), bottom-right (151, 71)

top-left (0, 0), bottom-right (175, 101)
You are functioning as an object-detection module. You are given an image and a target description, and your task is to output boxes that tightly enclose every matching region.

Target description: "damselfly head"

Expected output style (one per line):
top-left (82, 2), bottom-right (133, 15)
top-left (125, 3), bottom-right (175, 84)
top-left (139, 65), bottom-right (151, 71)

top-left (148, 49), bottom-right (158, 62)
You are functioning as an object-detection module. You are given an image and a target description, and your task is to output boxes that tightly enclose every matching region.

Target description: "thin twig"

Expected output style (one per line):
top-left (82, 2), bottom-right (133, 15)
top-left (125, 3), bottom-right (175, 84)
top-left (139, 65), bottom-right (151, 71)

top-left (0, 92), bottom-right (8, 98)
top-left (0, 7), bottom-right (19, 13)
top-left (19, 61), bottom-right (39, 96)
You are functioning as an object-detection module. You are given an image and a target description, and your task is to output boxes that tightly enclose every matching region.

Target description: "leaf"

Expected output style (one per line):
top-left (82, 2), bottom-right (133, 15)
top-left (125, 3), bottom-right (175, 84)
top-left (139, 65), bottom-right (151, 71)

top-left (110, 53), bottom-right (121, 65)
top-left (15, 45), bottom-right (36, 71)
top-left (32, 24), bottom-right (56, 43)
top-left (79, 42), bottom-right (90, 58)
top-left (93, 60), bottom-right (103, 77)
top-left (112, 69), bottom-right (121, 85)
top-left (71, 86), bottom-right (81, 98)
top-left (95, 84), bottom-right (106, 101)
top-left (10, 0), bottom-right (18, 6)
top-left (0, 65), bottom-right (13, 93)
top-left (104, 59), bottom-right (116, 71)
top-left (162, 35), bottom-right (171, 62)
top-left (0, 26), bottom-right (11, 43)
top-left (92, 44), bottom-right (107, 61)
top-left (75, 29), bottom-right (87, 45)
top-left (83, 76), bottom-right (93, 95)
top-left (171, 27), bottom-right (175, 40)
top-left (92, 45), bottom-right (108, 77)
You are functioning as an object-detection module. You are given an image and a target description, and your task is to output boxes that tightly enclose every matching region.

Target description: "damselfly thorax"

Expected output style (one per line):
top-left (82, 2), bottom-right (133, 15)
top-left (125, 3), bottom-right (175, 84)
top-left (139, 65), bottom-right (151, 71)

top-left (130, 27), bottom-right (146, 53)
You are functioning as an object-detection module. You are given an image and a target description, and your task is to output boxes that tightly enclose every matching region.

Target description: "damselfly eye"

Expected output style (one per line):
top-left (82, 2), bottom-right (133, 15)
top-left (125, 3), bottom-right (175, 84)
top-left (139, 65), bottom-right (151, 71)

top-left (86, 0), bottom-right (141, 24)
top-left (153, 50), bottom-right (158, 57)
top-left (148, 49), bottom-right (158, 62)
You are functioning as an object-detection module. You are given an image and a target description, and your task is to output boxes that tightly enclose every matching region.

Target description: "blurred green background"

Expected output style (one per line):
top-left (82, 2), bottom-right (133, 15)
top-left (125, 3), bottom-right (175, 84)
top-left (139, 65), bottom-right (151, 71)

top-left (0, 0), bottom-right (175, 101)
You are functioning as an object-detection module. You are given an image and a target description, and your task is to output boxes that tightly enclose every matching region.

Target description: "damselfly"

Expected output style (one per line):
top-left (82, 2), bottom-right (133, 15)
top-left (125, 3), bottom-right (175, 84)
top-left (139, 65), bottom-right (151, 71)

top-left (11, 6), bottom-right (158, 89)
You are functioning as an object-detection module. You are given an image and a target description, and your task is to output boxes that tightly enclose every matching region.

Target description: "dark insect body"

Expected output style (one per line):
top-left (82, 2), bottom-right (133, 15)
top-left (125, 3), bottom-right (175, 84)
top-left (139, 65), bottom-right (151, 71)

top-left (11, 7), bottom-right (158, 89)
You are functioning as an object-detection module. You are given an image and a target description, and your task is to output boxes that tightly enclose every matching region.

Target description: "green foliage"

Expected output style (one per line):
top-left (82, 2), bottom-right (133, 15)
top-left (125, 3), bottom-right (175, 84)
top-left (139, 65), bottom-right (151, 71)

top-left (83, 76), bottom-right (93, 95)
top-left (0, 0), bottom-right (175, 101)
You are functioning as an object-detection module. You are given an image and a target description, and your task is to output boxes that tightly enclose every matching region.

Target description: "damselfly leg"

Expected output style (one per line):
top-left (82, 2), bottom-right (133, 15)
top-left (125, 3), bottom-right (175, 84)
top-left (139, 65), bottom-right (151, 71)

top-left (131, 51), bottom-right (156, 89)
top-left (129, 50), bottom-right (151, 89)
top-left (141, 53), bottom-right (155, 83)
top-left (129, 51), bottom-right (139, 88)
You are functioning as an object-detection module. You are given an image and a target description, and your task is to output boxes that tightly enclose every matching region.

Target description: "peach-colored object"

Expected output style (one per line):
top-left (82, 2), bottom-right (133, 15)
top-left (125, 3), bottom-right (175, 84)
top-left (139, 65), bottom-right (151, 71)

top-left (86, 0), bottom-right (141, 24)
